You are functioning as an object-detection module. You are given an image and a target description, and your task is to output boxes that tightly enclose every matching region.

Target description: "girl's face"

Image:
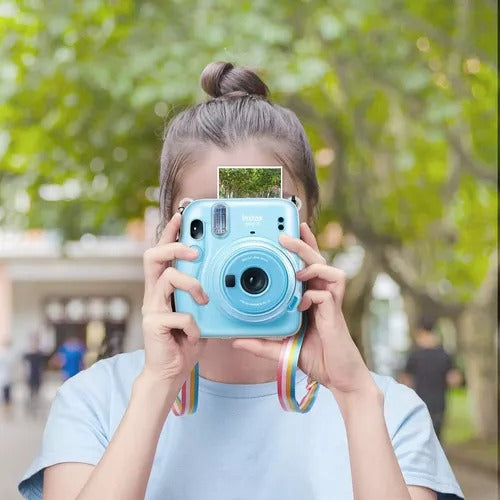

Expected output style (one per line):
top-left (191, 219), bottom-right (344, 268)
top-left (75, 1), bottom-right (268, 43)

top-left (171, 141), bottom-right (309, 223)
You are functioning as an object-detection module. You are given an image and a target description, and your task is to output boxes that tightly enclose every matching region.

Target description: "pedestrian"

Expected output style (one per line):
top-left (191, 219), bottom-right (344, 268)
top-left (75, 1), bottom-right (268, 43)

top-left (19, 62), bottom-right (464, 499)
top-left (50, 336), bottom-right (86, 380)
top-left (401, 315), bottom-right (463, 440)
top-left (23, 334), bottom-right (46, 415)
top-left (0, 340), bottom-right (15, 418)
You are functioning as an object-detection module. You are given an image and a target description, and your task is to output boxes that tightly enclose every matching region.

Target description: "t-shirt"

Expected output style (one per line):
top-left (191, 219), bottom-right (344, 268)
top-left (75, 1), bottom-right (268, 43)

top-left (57, 341), bottom-right (86, 379)
top-left (19, 350), bottom-right (464, 500)
top-left (405, 346), bottom-right (454, 413)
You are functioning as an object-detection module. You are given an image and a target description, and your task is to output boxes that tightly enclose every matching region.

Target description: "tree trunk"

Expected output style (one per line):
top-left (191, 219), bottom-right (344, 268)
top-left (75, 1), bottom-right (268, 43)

top-left (342, 251), bottom-right (378, 366)
top-left (456, 254), bottom-right (498, 441)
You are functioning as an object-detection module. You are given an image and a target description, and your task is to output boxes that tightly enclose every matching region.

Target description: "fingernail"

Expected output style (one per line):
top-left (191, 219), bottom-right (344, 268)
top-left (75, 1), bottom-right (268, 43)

top-left (202, 292), bottom-right (209, 303)
top-left (188, 248), bottom-right (198, 256)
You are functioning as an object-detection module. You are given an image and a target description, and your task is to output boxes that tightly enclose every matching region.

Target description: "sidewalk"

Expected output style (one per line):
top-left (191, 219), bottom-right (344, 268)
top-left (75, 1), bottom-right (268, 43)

top-left (1, 380), bottom-right (498, 499)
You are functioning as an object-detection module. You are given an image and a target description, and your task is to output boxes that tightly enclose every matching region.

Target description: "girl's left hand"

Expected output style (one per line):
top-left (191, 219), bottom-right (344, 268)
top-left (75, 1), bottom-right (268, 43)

top-left (232, 223), bottom-right (378, 403)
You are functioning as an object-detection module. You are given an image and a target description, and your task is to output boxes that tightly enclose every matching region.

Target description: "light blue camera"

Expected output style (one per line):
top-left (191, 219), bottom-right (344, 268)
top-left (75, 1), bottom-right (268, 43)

top-left (174, 198), bottom-right (304, 338)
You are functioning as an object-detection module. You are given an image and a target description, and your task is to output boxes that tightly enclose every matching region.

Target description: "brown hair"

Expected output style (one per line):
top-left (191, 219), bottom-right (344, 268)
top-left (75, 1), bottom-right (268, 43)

top-left (158, 61), bottom-right (319, 236)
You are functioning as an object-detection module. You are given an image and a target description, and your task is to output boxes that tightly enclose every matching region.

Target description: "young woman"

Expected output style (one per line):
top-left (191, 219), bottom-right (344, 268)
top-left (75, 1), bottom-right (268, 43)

top-left (19, 62), bottom-right (464, 500)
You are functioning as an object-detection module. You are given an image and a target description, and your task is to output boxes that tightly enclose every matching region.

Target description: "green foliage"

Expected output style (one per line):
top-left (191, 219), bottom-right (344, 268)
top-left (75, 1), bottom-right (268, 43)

top-left (0, 0), bottom-right (497, 305)
top-left (219, 167), bottom-right (282, 198)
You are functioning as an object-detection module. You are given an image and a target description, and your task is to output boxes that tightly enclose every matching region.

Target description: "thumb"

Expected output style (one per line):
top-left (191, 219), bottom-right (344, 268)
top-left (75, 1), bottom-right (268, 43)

top-left (232, 338), bottom-right (283, 362)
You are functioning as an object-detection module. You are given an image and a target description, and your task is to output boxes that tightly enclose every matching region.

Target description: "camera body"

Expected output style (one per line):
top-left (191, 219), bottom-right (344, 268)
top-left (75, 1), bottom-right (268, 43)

top-left (174, 198), bottom-right (304, 338)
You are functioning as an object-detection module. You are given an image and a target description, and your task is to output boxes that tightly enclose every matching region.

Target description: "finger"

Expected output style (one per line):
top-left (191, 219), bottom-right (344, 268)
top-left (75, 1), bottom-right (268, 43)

top-left (296, 263), bottom-right (346, 283)
top-left (180, 334), bottom-right (207, 348)
top-left (144, 312), bottom-right (201, 342)
top-left (300, 223), bottom-right (320, 252)
top-left (296, 264), bottom-right (347, 301)
top-left (147, 267), bottom-right (209, 312)
top-left (279, 233), bottom-right (325, 266)
top-left (298, 289), bottom-right (335, 312)
top-left (232, 338), bottom-right (283, 361)
top-left (143, 243), bottom-right (199, 299)
top-left (157, 212), bottom-right (182, 246)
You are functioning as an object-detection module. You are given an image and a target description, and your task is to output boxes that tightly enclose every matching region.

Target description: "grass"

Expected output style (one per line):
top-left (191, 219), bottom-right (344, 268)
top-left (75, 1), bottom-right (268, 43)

top-left (442, 387), bottom-right (498, 472)
top-left (442, 387), bottom-right (476, 444)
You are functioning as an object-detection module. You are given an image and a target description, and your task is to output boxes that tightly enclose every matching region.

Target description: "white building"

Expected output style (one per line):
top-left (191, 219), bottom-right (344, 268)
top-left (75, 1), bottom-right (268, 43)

top-left (0, 229), bottom-right (149, 365)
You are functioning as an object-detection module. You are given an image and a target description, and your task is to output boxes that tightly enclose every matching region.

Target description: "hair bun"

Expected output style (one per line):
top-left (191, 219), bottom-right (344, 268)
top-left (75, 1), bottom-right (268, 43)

top-left (200, 61), bottom-right (269, 99)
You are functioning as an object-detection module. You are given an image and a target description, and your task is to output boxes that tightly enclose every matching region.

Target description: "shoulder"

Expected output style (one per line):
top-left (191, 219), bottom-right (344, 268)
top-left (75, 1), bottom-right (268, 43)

top-left (57, 350), bottom-right (145, 402)
top-left (18, 351), bottom-right (144, 499)
top-left (370, 371), bottom-right (429, 436)
top-left (370, 370), bottom-right (423, 408)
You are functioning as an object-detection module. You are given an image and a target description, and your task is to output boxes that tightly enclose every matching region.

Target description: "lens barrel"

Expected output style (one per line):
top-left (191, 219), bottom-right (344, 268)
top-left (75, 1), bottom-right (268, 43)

top-left (240, 267), bottom-right (269, 295)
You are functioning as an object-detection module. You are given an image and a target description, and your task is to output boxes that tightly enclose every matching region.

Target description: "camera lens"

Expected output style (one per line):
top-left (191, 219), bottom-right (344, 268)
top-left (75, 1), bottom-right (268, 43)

top-left (240, 267), bottom-right (269, 295)
top-left (190, 219), bottom-right (204, 239)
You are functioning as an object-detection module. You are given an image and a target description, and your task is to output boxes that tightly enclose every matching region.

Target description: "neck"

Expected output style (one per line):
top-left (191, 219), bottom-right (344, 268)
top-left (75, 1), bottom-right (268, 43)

top-left (198, 339), bottom-right (278, 384)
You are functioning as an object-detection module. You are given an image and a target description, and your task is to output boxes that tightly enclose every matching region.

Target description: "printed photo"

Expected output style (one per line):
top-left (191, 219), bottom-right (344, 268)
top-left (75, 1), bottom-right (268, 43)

top-left (217, 166), bottom-right (282, 199)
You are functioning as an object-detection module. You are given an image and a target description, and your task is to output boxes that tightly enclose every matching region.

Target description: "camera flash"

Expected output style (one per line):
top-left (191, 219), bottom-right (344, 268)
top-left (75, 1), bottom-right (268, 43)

top-left (212, 204), bottom-right (227, 236)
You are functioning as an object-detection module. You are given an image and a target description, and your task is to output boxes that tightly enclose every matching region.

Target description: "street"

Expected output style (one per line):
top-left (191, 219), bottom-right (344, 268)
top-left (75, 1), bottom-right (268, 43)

top-left (1, 381), bottom-right (497, 500)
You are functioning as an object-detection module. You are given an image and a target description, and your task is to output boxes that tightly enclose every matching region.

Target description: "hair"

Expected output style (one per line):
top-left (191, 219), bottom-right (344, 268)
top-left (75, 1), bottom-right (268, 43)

top-left (417, 315), bottom-right (436, 333)
top-left (158, 61), bottom-right (319, 237)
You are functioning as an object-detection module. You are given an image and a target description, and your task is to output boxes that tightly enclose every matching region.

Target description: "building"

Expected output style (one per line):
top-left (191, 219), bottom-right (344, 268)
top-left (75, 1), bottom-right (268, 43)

top-left (0, 229), bottom-right (149, 366)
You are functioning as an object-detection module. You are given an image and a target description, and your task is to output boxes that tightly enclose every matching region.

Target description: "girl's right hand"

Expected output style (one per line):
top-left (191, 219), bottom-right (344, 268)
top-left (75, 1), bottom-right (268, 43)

top-left (141, 212), bottom-right (209, 387)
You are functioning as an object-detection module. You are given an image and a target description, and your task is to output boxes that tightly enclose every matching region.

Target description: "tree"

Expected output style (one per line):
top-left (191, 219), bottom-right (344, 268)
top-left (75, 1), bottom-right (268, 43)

top-left (1, 0), bottom-right (497, 437)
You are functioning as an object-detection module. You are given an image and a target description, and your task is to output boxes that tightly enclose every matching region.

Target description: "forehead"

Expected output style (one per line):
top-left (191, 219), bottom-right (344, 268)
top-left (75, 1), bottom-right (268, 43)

top-left (174, 143), bottom-right (300, 203)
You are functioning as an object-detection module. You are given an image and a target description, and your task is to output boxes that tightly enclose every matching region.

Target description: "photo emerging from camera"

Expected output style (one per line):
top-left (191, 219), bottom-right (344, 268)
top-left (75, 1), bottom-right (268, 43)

top-left (217, 166), bottom-right (282, 199)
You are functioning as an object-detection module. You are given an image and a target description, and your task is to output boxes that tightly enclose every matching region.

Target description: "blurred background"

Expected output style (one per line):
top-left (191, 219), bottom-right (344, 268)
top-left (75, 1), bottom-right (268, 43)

top-left (0, 1), bottom-right (497, 499)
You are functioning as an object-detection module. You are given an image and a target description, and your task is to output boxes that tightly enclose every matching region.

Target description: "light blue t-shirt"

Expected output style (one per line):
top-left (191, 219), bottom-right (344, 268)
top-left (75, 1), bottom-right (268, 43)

top-left (19, 350), bottom-right (464, 499)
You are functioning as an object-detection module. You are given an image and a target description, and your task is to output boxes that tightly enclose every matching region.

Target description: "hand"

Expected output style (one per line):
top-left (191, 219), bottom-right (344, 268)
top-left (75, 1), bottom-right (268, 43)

top-left (141, 212), bottom-right (209, 387)
top-left (233, 223), bottom-right (378, 404)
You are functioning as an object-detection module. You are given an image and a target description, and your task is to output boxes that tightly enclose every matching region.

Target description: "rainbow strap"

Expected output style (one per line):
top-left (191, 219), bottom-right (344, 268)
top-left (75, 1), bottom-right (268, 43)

top-left (171, 362), bottom-right (199, 416)
top-left (277, 316), bottom-right (319, 412)
top-left (172, 316), bottom-right (318, 415)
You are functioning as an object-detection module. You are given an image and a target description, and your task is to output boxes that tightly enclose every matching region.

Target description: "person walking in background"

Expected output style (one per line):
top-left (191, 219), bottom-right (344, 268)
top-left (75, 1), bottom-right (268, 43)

top-left (49, 336), bottom-right (86, 380)
top-left (23, 334), bottom-right (46, 415)
top-left (400, 316), bottom-right (463, 440)
top-left (0, 340), bottom-right (15, 418)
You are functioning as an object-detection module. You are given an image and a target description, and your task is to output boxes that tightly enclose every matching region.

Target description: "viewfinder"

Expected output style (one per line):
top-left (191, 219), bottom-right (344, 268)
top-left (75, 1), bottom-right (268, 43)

top-left (190, 219), bottom-right (204, 239)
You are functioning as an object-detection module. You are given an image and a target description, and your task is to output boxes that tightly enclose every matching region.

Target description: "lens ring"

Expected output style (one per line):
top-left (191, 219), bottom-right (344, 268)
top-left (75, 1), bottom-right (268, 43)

top-left (240, 267), bottom-right (269, 295)
top-left (209, 240), bottom-right (297, 323)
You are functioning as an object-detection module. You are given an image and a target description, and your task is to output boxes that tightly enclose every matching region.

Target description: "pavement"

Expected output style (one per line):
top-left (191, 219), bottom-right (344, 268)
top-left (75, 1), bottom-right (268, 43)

top-left (1, 379), bottom-right (498, 500)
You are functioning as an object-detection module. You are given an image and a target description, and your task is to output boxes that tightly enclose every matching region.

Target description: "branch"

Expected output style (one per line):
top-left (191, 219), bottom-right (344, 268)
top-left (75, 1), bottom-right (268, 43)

top-left (380, 246), bottom-right (463, 317)
top-left (446, 131), bottom-right (497, 184)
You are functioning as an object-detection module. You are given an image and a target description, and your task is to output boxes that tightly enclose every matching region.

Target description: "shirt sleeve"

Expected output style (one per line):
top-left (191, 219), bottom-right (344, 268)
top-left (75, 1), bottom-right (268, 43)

top-left (384, 377), bottom-right (465, 499)
top-left (18, 362), bottom-right (110, 499)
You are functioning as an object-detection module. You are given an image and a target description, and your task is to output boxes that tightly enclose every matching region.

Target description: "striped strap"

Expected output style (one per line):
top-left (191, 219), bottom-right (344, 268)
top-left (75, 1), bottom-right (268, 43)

top-left (277, 316), bottom-right (319, 412)
top-left (172, 316), bottom-right (318, 415)
top-left (171, 363), bottom-right (199, 416)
